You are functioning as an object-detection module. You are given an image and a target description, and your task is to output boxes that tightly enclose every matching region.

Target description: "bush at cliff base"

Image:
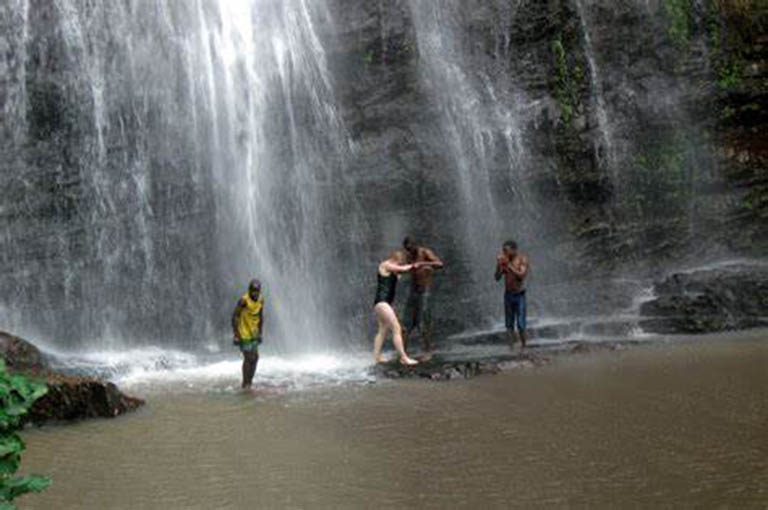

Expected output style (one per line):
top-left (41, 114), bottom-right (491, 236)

top-left (0, 359), bottom-right (50, 509)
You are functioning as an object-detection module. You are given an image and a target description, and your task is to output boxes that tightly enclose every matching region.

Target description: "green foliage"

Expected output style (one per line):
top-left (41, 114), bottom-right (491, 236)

top-left (664, 0), bottom-right (693, 47)
top-left (717, 59), bottom-right (744, 89)
top-left (629, 133), bottom-right (695, 219)
top-left (720, 105), bottom-right (736, 119)
top-left (0, 360), bottom-right (50, 509)
top-left (551, 38), bottom-right (580, 124)
top-left (363, 49), bottom-right (374, 67)
top-left (706, 0), bottom-right (767, 90)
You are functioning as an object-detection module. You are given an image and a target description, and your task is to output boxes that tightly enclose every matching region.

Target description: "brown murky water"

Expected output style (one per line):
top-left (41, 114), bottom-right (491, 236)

top-left (21, 336), bottom-right (768, 509)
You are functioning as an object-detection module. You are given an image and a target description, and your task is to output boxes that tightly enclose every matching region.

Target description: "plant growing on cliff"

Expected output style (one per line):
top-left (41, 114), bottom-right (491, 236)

top-left (0, 360), bottom-right (50, 510)
top-left (551, 38), bottom-right (576, 124)
top-left (664, 0), bottom-right (693, 47)
top-left (707, 0), bottom-right (766, 90)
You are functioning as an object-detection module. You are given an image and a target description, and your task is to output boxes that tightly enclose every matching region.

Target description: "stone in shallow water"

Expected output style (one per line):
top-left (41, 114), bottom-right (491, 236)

top-left (371, 352), bottom-right (549, 381)
top-left (0, 331), bottom-right (144, 425)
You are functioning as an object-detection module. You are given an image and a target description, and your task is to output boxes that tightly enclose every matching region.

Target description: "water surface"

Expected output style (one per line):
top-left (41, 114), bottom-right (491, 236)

top-left (22, 336), bottom-right (768, 509)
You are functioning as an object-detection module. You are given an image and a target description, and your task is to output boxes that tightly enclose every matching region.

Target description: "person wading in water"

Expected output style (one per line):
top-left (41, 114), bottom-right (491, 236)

top-left (402, 236), bottom-right (444, 359)
top-left (494, 240), bottom-right (529, 350)
top-left (373, 251), bottom-right (424, 366)
top-left (232, 279), bottom-right (265, 390)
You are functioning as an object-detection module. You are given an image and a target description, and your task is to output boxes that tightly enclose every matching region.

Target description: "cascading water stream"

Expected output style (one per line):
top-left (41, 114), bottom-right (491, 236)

top-left (0, 0), bottom-right (745, 382)
top-left (408, 0), bottom-right (538, 326)
top-left (574, 0), bottom-right (617, 175)
top-left (0, 0), bottom-right (361, 357)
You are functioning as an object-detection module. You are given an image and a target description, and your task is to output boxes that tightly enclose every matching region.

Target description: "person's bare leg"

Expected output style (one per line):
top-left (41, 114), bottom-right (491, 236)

top-left (422, 323), bottom-right (432, 352)
top-left (373, 305), bottom-right (389, 363)
top-left (519, 330), bottom-right (527, 350)
top-left (506, 329), bottom-right (517, 350)
top-left (392, 325), bottom-right (417, 365)
top-left (242, 352), bottom-right (259, 389)
top-left (241, 356), bottom-right (250, 389)
top-left (380, 305), bottom-right (417, 365)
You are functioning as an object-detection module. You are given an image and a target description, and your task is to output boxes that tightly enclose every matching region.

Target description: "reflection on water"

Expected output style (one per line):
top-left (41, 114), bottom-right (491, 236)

top-left (21, 336), bottom-right (768, 509)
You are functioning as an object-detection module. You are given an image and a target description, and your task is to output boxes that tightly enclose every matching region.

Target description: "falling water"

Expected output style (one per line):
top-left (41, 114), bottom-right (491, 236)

top-left (572, 0), bottom-right (715, 258)
top-left (574, 0), bottom-right (617, 174)
top-left (408, 0), bottom-right (537, 325)
top-left (0, 0), bottom-right (359, 354)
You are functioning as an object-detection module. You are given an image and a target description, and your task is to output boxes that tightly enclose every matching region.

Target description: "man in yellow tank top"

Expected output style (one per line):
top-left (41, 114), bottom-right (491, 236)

top-left (231, 279), bottom-right (265, 389)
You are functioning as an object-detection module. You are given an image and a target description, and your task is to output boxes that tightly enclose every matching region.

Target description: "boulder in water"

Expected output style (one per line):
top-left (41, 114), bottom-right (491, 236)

top-left (0, 331), bottom-right (144, 425)
top-left (639, 264), bottom-right (768, 334)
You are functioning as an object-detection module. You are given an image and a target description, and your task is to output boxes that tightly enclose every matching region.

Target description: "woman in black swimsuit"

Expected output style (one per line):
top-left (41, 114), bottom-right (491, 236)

top-left (373, 251), bottom-right (421, 365)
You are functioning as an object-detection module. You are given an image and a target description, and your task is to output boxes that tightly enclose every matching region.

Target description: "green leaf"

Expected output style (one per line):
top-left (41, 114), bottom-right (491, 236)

top-left (0, 455), bottom-right (21, 476)
top-left (0, 437), bottom-right (23, 458)
top-left (6, 475), bottom-right (51, 497)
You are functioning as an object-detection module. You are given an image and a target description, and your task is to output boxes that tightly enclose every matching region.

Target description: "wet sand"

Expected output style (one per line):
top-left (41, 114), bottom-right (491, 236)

top-left (21, 334), bottom-right (768, 509)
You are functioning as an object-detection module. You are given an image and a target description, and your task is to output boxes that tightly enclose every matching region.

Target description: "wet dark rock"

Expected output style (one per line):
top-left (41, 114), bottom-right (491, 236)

top-left (0, 331), bottom-right (144, 425)
top-left (640, 264), bottom-right (768, 334)
top-left (372, 351), bottom-right (549, 381)
top-left (0, 331), bottom-right (48, 372)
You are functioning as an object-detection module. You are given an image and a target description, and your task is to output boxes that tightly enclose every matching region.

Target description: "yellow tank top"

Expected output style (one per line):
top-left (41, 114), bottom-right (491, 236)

top-left (237, 292), bottom-right (264, 341)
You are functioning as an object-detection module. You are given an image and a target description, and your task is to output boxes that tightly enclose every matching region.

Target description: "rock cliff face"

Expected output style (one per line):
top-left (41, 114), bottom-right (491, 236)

top-left (0, 0), bottom-right (765, 348)
top-left (323, 0), bottom-right (768, 333)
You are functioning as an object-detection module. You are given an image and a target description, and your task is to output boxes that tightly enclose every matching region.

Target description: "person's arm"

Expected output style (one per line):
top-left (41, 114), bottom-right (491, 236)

top-left (232, 298), bottom-right (245, 342)
top-left (494, 255), bottom-right (506, 281)
top-left (383, 260), bottom-right (415, 274)
top-left (421, 248), bottom-right (444, 269)
top-left (508, 256), bottom-right (529, 279)
top-left (258, 305), bottom-right (264, 343)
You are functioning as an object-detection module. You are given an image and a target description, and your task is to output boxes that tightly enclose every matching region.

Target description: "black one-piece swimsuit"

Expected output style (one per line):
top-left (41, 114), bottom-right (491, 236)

top-left (373, 272), bottom-right (397, 306)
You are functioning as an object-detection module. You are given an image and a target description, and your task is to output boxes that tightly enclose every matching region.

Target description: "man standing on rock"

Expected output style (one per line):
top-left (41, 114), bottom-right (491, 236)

top-left (402, 236), bottom-right (444, 359)
top-left (232, 278), bottom-right (265, 390)
top-left (495, 240), bottom-right (529, 350)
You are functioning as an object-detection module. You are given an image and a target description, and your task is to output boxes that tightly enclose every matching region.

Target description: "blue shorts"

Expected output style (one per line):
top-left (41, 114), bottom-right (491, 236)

top-left (504, 290), bottom-right (526, 332)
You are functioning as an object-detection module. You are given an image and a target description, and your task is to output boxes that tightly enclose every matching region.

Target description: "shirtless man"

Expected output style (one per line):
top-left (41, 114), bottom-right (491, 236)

top-left (402, 236), bottom-right (444, 356)
top-left (494, 240), bottom-right (529, 349)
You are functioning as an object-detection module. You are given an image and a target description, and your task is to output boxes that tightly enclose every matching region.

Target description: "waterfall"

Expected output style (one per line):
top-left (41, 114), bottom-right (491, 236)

top-left (0, 0), bottom-right (737, 360)
top-left (574, 0), bottom-right (616, 175)
top-left (0, 0), bottom-right (359, 354)
top-left (408, 0), bottom-right (538, 326)
top-left (573, 0), bottom-right (715, 258)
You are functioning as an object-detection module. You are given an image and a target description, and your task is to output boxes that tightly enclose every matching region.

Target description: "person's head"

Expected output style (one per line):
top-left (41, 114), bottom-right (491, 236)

top-left (388, 250), bottom-right (406, 265)
top-left (403, 236), bottom-right (418, 258)
top-left (502, 240), bottom-right (518, 259)
top-left (248, 279), bottom-right (262, 300)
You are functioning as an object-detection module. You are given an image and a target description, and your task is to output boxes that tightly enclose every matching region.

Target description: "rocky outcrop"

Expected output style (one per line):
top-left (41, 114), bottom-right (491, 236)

top-left (0, 332), bottom-right (144, 424)
top-left (25, 373), bottom-right (144, 425)
top-left (372, 340), bottom-right (635, 381)
top-left (639, 264), bottom-right (768, 334)
top-left (371, 353), bottom-right (546, 381)
top-left (0, 332), bottom-right (48, 372)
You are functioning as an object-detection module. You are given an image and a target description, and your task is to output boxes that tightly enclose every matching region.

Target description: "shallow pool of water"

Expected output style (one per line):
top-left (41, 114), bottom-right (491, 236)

top-left (20, 335), bottom-right (768, 509)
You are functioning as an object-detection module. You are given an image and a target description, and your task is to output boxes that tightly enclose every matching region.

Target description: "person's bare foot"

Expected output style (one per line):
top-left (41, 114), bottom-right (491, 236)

top-left (375, 355), bottom-right (388, 364)
top-left (399, 356), bottom-right (419, 366)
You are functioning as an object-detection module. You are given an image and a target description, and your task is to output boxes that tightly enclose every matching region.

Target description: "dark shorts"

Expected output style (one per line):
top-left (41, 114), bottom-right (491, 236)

top-left (504, 290), bottom-right (526, 332)
top-left (405, 287), bottom-right (433, 332)
top-left (239, 337), bottom-right (261, 354)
